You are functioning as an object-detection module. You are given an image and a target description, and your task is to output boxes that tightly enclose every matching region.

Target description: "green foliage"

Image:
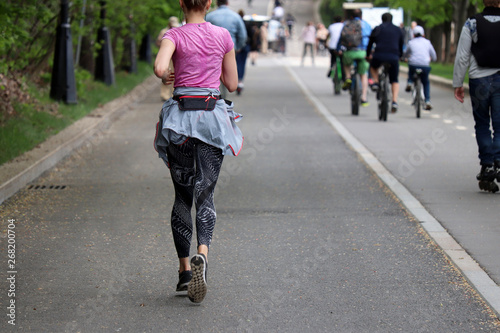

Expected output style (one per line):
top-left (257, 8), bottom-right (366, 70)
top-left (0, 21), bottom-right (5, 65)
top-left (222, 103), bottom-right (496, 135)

top-left (373, 0), bottom-right (452, 27)
top-left (0, 0), bottom-right (59, 74)
top-left (373, 0), bottom-right (484, 28)
top-left (319, 0), bottom-right (344, 24)
top-left (0, 0), bottom-right (178, 75)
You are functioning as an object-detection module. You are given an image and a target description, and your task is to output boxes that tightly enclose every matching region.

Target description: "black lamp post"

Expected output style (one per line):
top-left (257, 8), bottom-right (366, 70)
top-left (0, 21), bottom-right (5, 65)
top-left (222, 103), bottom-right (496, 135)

top-left (95, 0), bottom-right (115, 85)
top-left (50, 0), bottom-right (77, 104)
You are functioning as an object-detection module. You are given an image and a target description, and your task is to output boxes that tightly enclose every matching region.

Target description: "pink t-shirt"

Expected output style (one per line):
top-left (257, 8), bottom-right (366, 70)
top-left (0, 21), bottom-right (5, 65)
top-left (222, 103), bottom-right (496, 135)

top-left (163, 22), bottom-right (234, 89)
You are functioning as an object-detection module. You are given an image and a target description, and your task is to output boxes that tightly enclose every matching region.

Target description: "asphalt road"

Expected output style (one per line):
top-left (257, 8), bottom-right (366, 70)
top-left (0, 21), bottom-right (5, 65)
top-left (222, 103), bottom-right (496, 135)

top-left (1, 0), bottom-right (500, 332)
top-left (1, 56), bottom-right (499, 332)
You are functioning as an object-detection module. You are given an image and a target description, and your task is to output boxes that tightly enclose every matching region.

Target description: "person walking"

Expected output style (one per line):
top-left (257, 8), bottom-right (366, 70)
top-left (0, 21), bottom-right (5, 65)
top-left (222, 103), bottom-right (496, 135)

top-left (300, 21), bottom-right (316, 66)
top-left (272, 1), bottom-right (284, 21)
top-left (260, 21), bottom-right (268, 54)
top-left (286, 13), bottom-right (296, 38)
top-left (267, 18), bottom-right (281, 52)
top-left (156, 16), bottom-right (180, 101)
top-left (316, 23), bottom-right (329, 55)
top-left (277, 19), bottom-right (289, 55)
top-left (404, 25), bottom-right (437, 110)
top-left (154, 0), bottom-right (244, 303)
top-left (453, 0), bottom-right (500, 193)
top-left (249, 24), bottom-right (261, 65)
top-left (206, 0), bottom-right (247, 97)
top-left (236, 9), bottom-right (251, 94)
top-left (366, 12), bottom-right (404, 112)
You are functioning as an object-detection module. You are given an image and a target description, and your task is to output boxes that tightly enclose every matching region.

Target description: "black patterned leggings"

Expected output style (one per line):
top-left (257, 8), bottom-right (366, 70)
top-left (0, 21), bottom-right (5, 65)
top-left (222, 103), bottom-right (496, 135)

top-left (166, 139), bottom-right (224, 259)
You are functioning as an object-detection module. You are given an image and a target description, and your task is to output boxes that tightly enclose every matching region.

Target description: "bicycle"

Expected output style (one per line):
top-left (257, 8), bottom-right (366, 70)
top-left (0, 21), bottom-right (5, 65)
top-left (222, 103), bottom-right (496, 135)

top-left (349, 60), bottom-right (362, 116)
top-left (410, 68), bottom-right (425, 118)
top-left (376, 63), bottom-right (391, 122)
top-left (330, 57), bottom-right (342, 95)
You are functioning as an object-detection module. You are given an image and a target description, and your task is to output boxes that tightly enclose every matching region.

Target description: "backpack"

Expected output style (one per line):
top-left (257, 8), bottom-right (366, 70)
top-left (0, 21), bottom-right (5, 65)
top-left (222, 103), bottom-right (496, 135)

top-left (340, 19), bottom-right (362, 50)
top-left (471, 13), bottom-right (500, 68)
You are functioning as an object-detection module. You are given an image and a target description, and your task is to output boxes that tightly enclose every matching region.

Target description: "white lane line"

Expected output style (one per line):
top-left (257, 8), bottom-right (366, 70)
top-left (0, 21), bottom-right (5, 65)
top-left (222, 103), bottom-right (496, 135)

top-left (285, 64), bottom-right (500, 317)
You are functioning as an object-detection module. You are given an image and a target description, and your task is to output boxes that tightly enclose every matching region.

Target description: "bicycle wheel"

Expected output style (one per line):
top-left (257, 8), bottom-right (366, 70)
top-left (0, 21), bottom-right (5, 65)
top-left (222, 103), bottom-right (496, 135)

top-left (333, 61), bottom-right (341, 95)
top-left (414, 78), bottom-right (421, 118)
top-left (351, 73), bottom-right (361, 115)
top-left (378, 72), bottom-right (388, 121)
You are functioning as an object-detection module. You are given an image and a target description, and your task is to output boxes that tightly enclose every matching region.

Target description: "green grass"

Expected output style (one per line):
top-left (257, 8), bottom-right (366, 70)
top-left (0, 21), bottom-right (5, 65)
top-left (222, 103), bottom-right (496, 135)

top-left (400, 62), bottom-right (468, 83)
top-left (0, 61), bottom-right (154, 166)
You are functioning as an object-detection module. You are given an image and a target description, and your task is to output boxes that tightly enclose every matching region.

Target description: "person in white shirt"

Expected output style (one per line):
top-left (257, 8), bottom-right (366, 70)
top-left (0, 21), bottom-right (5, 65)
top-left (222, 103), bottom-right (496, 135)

top-left (404, 25), bottom-right (437, 110)
top-left (272, 4), bottom-right (284, 20)
top-left (327, 16), bottom-right (344, 79)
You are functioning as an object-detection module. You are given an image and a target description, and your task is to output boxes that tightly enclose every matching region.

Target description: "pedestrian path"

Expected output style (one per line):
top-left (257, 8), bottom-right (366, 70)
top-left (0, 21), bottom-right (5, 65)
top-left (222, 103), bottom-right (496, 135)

top-left (1, 52), bottom-right (499, 332)
top-left (0, 0), bottom-right (500, 331)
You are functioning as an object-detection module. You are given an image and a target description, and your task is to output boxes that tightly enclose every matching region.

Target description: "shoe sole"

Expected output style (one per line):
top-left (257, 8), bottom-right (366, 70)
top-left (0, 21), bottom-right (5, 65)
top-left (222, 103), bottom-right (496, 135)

top-left (187, 255), bottom-right (207, 303)
top-left (478, 180), bottom-right (499, 193)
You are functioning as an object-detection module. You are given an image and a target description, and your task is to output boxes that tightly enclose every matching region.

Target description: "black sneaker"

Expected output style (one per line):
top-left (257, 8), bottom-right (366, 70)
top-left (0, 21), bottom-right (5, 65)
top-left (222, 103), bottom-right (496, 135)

top-left (176, 270), bottom-right (192, 291)
top-left (370, 83), bottom-right (379, 92)
top-left (405, 84), bottom-right (412, 92)
top-left (476, 164), bottom-right (499, 193)
top-left (187, 254), bottom-right (208, 303)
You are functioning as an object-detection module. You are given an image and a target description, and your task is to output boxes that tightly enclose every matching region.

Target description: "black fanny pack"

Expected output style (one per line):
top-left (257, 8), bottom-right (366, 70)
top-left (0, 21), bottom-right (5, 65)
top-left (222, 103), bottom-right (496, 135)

top-left (173, 94), bottom-right (220, 111)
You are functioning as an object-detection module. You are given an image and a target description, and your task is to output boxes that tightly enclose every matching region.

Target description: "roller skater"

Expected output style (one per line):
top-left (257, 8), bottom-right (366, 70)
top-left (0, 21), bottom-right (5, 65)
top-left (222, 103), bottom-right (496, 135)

top-left (453, 0), bottom-right (500, 193)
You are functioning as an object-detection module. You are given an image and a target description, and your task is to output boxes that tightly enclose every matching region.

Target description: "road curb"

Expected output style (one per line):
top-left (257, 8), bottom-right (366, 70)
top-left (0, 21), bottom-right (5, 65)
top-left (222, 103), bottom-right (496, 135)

top-left (399, 66), bottom-right (469, 93)
top-left (0, 75), bottom-right (159, 205)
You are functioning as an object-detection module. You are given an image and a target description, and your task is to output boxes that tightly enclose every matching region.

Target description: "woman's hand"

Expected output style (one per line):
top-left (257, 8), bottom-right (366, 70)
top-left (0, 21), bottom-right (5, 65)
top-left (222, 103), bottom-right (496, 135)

top-left (162, 69), bottom-right (175, 86)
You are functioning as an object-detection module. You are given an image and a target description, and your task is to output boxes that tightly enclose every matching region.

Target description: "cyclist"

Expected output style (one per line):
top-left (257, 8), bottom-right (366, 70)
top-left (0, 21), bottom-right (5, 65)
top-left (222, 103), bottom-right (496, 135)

top-left (366, 13), bottom-right (404, 112)
top-left (339, 9), bottom-right (372, 107)
top-left (326, 16), bottom-right (344, 80)
top-left (404, 26), bottom-right (437, 110)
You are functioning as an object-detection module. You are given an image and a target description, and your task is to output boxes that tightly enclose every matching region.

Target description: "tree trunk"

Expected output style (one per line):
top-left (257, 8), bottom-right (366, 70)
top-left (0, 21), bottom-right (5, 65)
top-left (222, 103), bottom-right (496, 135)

top-left (451, 0), bottom-right (470, 56)
top-left (429, 24), bottom-right (444, 62)
top-left (79, 12), bottom-right (96, 73)
top-left (444, 21), bottom-right (452, 63)
top-left (79, 36), bottom-right (95, 73)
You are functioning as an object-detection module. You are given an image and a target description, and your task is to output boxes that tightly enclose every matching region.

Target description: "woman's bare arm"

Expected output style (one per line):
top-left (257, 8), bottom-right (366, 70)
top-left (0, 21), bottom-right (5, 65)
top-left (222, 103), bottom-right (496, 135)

top-left (220, 49), bottom-right (238, 92)
top-left (154, 39), bottom-right (176, 84)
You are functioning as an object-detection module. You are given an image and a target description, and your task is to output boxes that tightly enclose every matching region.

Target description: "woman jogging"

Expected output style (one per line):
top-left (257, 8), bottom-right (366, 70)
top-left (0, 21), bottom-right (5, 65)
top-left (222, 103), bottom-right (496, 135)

top-left (153, 0), bottom-right (243, 303)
